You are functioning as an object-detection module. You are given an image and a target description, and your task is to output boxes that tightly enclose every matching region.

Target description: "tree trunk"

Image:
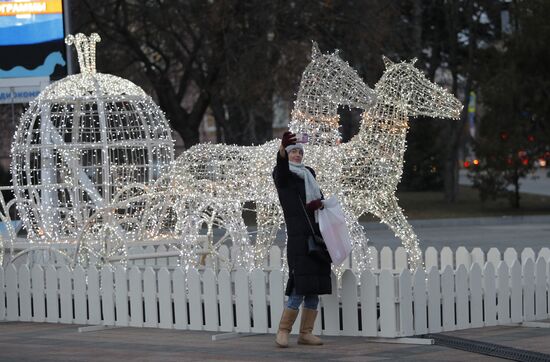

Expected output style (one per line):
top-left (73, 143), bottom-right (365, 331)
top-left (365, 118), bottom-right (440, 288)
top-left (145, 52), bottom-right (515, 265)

top-left (411, 0), bottom-right (423, 53)
top-left (511, 168), bottom-right (521, 208)
top-left (252, 104), bottom-right (274, 144)
top-left (215, 102), bottom-right (252, 145)
top-left (210, 96), bottom-right (226, 144)
top-left (157, 78), bottom-right (211, 149)
top-left (443, 0), bottom-right (476, 203)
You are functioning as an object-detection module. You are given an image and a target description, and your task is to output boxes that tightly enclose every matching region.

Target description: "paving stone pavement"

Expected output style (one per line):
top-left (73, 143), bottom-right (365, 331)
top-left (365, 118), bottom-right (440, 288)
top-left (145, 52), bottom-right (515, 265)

top-left (4, 322), bottom-right (550, 361)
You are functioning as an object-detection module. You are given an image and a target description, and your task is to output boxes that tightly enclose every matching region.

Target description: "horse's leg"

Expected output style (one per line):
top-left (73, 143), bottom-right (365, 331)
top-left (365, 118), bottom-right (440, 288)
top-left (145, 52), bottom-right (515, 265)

top-left (370, 195), bottom-right (423, 270)
top-left (173, 200), bottom-right (204, 270)
top-left (339, 201), bottom-right (374, 273)
top-left (347, 217), bottom-right (374, 273)
top-left (254, 201), bottom-right (282, 268)
top-left (217, 201), bottom-right (251, 269)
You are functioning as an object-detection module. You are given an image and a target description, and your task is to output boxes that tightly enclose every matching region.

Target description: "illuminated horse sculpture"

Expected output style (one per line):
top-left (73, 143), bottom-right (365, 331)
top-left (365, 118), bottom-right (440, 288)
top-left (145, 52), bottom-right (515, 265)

top-left (338, 57), bottom-right (462, 269)
top-left (168, 44), bottom-right (376, 269)
top-left (169, 47), bottom-right (461, 271)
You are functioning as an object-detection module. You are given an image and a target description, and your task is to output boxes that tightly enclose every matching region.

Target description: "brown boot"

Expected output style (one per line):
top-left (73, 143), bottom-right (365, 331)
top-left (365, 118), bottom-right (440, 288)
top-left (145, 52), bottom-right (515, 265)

top-left (275, 308), bottom-right (299, 348)
top-left (297, 308), bottom-right (323, 345)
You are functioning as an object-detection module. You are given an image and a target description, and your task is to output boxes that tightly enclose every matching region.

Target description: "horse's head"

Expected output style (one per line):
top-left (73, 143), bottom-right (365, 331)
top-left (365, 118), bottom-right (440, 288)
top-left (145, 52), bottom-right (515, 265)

top-left (375, 57), bottom-right (462, 119)
top-left (290, 42), bottom-right (376, 145)
top-left (294, 43), bottom-right (376, 117)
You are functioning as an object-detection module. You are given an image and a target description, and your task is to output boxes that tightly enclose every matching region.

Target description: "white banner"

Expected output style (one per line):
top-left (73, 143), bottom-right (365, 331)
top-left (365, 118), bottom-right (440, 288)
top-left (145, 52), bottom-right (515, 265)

top-left (0, 77), bottom-right (49, 104)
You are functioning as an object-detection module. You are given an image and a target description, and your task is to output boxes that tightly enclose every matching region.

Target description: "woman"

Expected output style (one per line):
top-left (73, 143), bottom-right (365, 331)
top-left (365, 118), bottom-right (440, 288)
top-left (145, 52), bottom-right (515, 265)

top-left (272, 131), bottom-right (331, 348)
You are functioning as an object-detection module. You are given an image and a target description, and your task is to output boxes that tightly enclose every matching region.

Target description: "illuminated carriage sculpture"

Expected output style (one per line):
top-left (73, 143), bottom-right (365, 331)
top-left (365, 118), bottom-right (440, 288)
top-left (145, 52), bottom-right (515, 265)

top-left (5, 33), bottom-right (174, 266)
top-left (1, 36), bottom-right (461, 272)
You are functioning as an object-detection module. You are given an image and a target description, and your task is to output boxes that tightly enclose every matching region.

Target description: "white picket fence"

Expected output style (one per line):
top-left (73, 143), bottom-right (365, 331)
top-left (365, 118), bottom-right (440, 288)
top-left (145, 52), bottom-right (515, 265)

top-left (122, 244), bottom-right (550, 272)
top-left (369, 245), bottom-right (550, 271)
top-left (2, 250), bottom-right (550, 337)
top-left (123, 244), bottom-right (550, 278)
top-left (8, 236), bottom-right (550, 275)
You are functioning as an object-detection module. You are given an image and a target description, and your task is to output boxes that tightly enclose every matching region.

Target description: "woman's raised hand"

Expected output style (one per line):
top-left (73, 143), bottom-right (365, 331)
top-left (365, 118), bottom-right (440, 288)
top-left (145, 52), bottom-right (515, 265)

top-left (281, 131), bottom-right (297, 148)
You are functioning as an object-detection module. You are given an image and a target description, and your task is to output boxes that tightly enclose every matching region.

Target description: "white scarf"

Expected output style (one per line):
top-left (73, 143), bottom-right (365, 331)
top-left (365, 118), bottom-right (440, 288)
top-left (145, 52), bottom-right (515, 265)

top-left (289, 161), bottom-right (322, 221)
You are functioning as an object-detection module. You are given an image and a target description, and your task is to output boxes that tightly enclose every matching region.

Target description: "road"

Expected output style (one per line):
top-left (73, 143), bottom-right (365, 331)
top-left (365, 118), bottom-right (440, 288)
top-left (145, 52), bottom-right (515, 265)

top-left (196, 169), bottom-right (550, 255)
top-left (357, 169), bottom-right (550, 253)
top-left (363, 215), bottom-right (550, 253)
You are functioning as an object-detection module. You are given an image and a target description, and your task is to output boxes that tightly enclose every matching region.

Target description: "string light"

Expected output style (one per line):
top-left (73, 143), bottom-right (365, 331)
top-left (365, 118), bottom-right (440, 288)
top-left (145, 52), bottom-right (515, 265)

top-left (9, 33), bottom-right (174, 266)
top-left (4, 38), bottom-right (461, 273)
top-left (338, 56), bottom-right (462, 270)
top-left (169, 46), bottom-right (461, 274)
top-left (168, 43), bottom-right (379, 272)
top-left (289, 43), bottom-right (377, 147)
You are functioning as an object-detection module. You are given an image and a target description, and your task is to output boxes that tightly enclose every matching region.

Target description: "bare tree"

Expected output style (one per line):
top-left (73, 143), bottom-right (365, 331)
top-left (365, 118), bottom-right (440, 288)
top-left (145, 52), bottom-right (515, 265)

top-left (405, 0), bottom-right (501, 200)
top-left (74, 0), bottom-right (231, 147)
top-left (73, 0), bottom-right (404, 147)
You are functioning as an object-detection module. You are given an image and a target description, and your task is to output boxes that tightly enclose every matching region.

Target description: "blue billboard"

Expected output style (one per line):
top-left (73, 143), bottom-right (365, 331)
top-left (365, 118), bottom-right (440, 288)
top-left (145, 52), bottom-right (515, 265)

top-left (0, 0), bottom-right (66, 80)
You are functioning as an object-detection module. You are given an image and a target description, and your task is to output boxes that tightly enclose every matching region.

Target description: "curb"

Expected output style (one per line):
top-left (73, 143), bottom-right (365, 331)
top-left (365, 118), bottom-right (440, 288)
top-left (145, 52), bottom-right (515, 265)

top-left (362, 214), bottom-right (550, 230)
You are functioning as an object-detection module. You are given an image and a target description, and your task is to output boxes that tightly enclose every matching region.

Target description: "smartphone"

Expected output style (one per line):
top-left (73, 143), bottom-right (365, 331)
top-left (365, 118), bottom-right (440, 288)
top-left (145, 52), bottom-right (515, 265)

top-left (296, 133), bottom-right (309, 143)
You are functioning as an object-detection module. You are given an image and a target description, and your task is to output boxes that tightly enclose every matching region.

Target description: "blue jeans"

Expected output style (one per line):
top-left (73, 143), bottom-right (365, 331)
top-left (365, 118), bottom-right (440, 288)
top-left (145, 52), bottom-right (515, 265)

top-left (287, 289), bottom-right (319, 310)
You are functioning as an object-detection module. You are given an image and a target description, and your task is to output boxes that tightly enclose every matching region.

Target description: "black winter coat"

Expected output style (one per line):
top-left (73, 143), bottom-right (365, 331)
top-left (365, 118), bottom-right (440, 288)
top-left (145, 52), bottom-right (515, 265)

top-left (272, 152), bottom-right (332, 296)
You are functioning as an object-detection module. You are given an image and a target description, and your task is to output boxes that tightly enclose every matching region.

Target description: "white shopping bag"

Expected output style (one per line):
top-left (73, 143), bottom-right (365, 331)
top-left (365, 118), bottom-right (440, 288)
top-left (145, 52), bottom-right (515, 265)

top-left (318, 196), bottom-right (352, 266)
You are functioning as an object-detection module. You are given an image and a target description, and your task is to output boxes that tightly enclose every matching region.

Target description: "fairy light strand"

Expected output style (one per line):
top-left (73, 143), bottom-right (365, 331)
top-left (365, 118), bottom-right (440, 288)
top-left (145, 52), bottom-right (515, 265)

top-left (4, 38), bottom-right (461, 273)
top-left (339, 56), bottom-right (462, 270)
top-left (168, 47), bottom-right (461, 274)
top-left (168, 43), bottom-right (379, 273)
top-left (9, 33), bottom-right (174, 267)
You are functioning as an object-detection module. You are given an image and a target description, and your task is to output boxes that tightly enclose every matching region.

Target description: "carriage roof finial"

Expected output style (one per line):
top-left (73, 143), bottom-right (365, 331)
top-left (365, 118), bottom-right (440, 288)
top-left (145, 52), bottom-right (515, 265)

top-left (65, 33), bottom-right (101, 74)
top-left (382, 55), bottom-right (394, 69)
top-left (311, 41), bottom-right (321, 59)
